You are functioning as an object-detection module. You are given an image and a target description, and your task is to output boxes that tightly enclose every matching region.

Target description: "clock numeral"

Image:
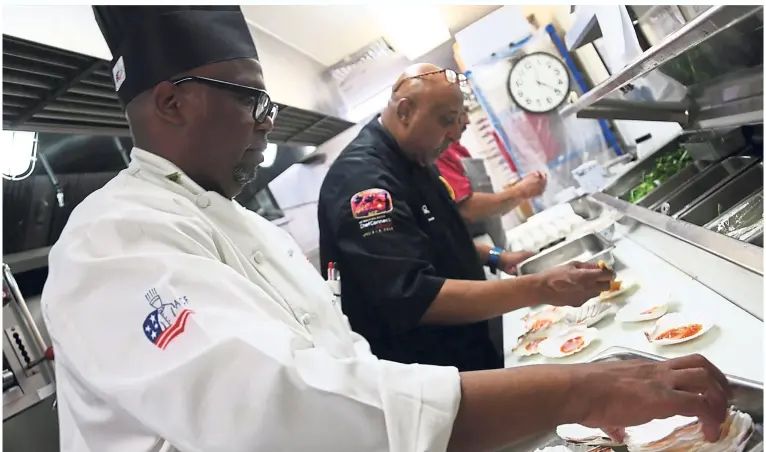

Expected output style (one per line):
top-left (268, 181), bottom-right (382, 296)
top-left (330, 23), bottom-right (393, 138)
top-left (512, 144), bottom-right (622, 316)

top-left (558, 79), bottom-right (563, 85)
top-left (554, 70), bottom-right (560, 76)
top-left (526, 99), bottom-right (532, 105)
top-left (546, 97), bottom-right (552, 104)
top-left (517, 91), bottom-right (524, 98)
top-left (516, 80), bottom-right (523, 87)
top-left (524, 63), bottom-right (532, 69)
top-left (554, 89), bottom-right (562, 95)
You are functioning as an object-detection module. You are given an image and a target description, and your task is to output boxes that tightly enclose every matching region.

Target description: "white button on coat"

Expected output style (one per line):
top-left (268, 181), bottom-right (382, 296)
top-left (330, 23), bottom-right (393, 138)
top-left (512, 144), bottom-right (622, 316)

top-left (252, 251), bottom-right (264, 264)
top-left (195, 195), bottom-right (210, 208)
top-left (40, 147), bottom-right (461, 452)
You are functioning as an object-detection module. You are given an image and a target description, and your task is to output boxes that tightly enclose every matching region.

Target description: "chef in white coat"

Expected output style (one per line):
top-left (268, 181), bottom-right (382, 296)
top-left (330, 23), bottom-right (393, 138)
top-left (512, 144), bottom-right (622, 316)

top-left (40, 6), bottom-right (732, 452)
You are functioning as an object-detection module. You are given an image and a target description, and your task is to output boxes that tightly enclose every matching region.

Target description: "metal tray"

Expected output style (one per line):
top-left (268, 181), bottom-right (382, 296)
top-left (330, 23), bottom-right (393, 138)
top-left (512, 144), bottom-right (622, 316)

top-left (500, 347), bottom-right (764, 452)
top-left (569, 195), bottom-right (604, 221)
top-left (633, 162), bottom-right (711, 208)
top-left (677, 162), bottom-right (764, 226)
top-left (602, 140), bottom-right (685, 200)
top-left (652, 156), bottom-right (758, 217)
top-left (517, 233), bottom-right (614, 276)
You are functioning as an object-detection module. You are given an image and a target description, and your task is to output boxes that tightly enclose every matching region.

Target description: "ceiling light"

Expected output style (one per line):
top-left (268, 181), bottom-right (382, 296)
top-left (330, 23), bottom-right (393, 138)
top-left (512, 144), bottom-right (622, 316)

top-left (373, 6), bottom-right (451, 61)
top-left (261, 143), bottom-right (278, 168)
top-left (2, 130), bottom-right (38, 181)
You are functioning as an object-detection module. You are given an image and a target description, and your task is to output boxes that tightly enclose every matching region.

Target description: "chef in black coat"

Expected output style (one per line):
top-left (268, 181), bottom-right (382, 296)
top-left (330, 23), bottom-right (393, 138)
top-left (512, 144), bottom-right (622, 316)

top-left (318, 63), bottom-right (613, 371)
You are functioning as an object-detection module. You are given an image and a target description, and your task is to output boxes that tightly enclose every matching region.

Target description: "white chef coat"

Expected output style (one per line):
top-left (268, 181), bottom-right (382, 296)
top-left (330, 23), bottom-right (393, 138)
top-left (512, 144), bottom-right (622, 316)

top-left (41, 148), bottom-right (461, 452)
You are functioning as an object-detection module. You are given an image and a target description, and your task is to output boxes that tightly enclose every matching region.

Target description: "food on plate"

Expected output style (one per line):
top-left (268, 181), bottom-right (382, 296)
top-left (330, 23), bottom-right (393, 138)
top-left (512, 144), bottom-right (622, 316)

top-left (644, 313), bottom-right (714, 345)
top-left (522, 306), bottom-right (569, 331)
top-left (512, 322), bottom-right (570, 357)
top-left (537, 326), bottom-right (598, 358)
top-left (655, 323), bottom-right (703, 340)
top-left (597, 260), bottom-right (611, 271)
top-left (615, 301), bottom-right (669, 323)
top-left (556, 424), bottom-right (621, 447)
top-left (598, 279), bottom-right (635, 301)
top-left (623, 408), bottom-right (753, 452)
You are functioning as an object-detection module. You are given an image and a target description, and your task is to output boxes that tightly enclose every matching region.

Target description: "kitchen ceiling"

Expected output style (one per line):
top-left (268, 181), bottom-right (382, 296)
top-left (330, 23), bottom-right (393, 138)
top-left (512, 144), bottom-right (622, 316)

top-left (241, 5), bottom-right (501, 67)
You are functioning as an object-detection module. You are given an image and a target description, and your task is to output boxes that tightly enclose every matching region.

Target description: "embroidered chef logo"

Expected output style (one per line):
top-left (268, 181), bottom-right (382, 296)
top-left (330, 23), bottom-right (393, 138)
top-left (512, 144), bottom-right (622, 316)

top-left (351, 188), bottom-right (394, 237)
top-left (439, 176), bottom-right (456, 201)
top-left (142, 289), bottom-right (193, 350)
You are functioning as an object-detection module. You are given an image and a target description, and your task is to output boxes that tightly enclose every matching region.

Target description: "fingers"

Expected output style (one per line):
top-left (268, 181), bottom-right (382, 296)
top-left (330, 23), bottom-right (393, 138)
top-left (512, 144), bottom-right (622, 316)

top-left (602, 427), bottom-right (625, 443)
top-left (667, 354), bottom-right (732, 398)
top-left (671, 368), bottom-right (728, 423)
top-left (575, 266), bottom-right (615, 283)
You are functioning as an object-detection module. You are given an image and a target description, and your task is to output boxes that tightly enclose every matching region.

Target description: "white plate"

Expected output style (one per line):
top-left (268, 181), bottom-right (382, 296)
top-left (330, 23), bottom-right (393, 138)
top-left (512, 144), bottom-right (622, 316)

top-left (615, 300), bottom-right (669, 323)
top-left (598, 279), bottom-right (637, 302)
top-left (644, 313), bottom-right (715, 345)
top-left (538, 326), bottom-right (598, 358)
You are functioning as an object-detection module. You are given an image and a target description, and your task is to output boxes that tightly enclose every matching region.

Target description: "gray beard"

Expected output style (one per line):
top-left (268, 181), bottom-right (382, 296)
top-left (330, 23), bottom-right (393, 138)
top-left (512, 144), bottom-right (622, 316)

top-left (233, 163), bottom-right (258, 186)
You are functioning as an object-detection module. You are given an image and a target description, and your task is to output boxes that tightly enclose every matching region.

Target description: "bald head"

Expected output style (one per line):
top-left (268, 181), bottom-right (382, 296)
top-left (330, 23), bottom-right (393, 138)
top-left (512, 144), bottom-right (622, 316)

top-left (381, 64), bottom-right (465, 165)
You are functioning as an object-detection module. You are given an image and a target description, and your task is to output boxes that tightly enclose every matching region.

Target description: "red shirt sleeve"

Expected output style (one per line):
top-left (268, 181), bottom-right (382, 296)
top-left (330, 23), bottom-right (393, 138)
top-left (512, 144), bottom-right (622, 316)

top-left (435, 143), bottom-right (473, 203)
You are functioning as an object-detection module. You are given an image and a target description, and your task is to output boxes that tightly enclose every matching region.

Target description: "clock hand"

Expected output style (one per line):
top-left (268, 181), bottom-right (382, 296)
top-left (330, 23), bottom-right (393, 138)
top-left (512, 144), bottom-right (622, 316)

top-left (535, 79), bottom-right (559, 91)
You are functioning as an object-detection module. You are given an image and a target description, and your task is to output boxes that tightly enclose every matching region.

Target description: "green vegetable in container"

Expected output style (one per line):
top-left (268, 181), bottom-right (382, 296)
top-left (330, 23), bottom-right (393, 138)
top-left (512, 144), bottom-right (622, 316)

top-left (627, 149), bottom-right (693, 204)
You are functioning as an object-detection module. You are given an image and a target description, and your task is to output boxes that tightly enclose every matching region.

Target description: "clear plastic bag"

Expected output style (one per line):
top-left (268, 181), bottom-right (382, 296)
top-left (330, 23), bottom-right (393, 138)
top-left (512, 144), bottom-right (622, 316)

top-left (467, 29), bottom-right (616, 209)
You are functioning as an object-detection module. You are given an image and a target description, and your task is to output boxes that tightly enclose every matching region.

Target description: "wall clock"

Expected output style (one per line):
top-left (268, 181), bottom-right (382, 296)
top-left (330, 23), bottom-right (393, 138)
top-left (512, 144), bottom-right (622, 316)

top-left (507, 52), bottom-right (571, 114)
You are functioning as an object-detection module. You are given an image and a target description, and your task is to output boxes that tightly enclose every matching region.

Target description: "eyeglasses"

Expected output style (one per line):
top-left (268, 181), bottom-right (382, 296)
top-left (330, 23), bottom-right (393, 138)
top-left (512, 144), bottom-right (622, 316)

top-left (171, 76), bottom-right (279, 124)
top-left (392, 69), bottom-right (468, 93)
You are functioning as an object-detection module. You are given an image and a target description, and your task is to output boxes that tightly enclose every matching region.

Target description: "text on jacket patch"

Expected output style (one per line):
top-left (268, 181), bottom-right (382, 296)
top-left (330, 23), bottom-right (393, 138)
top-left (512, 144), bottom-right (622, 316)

top-left (142, 289), bottom-right (194, 350)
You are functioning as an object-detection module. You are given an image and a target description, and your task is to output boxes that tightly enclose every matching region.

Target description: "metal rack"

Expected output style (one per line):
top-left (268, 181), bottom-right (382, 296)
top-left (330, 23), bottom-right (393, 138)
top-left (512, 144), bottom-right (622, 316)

top-left (560, 5), bottom-right (763, 132)
top-left (2, 34), bottom-right (355, 146)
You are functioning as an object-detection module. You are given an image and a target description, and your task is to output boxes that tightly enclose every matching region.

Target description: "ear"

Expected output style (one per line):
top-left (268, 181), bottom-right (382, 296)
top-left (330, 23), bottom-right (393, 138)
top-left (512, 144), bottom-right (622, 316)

top-left (396, 98), bottom-right (415, 126)
top-left (151, 81), bottom-right (191, 126)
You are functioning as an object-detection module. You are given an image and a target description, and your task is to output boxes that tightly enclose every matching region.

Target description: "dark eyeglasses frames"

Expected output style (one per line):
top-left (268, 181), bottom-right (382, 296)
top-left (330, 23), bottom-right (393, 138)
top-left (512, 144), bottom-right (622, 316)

top-left (392, 69), bottom-right (468, 93)
top-left (171, 76), bottom-right (279, 124)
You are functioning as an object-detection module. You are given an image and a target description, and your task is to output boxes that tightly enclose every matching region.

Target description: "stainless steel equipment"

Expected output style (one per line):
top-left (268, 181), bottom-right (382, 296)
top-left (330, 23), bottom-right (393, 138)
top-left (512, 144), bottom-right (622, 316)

top-left (568, 194), bottom-right (604, 220)
top-left (561, 5), bottom-right (764, 132)
top-left (517, 233), bottom-right (615, 276)
top-left (652, 156), bottom-right (758, 216)
top-left (677, 162), bottom-right (764, 227)
top-left (2, 264), bottom-right (55, 421)
top-left (501, 347), bottom-right (764, 452)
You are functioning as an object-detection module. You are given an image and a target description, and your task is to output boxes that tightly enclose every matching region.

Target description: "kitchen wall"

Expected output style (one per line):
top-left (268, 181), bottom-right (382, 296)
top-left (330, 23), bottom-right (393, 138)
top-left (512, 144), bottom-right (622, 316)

top-left (268, 121), bottom-right (368, 269)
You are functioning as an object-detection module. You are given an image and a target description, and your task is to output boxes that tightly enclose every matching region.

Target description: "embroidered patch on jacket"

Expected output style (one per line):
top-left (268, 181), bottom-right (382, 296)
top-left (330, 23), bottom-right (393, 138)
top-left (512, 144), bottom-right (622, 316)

top-left (350, 188), bottom-right (393, 219)
top-left (142, 289), bottom-right (194, 350)
top-left (166, 172), bottom-right (181, 183)
top-left (439, 176), bottom-right (456, 200)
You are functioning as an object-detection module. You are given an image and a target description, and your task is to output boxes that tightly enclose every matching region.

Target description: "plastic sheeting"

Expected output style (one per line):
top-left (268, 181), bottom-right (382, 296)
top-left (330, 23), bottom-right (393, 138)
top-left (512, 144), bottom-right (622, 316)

top-left (467, 28), bottom-right (616, 210)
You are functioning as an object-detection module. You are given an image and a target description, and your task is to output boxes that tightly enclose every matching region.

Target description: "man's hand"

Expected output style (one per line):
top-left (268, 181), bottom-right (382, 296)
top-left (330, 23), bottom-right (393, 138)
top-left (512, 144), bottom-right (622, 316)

top-left (536, 261), bottom-right (613, 307)
top-left (498, 251), bottom-right (536, 275)
top-left (507, 171), bottom-right (547, 200)
top-left (575, 354), bottom-right (732, 443)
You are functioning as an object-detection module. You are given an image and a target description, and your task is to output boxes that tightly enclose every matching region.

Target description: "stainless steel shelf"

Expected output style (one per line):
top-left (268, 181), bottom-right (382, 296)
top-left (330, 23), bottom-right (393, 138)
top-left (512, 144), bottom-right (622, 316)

top-left (560, 5), bottom-right (763, 118)
top-left (591, 191), bottom-right (763, 276)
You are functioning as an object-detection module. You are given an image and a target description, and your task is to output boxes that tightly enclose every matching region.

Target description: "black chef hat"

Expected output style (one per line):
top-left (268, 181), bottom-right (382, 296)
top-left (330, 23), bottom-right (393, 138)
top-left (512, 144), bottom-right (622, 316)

top-left (92, 6), bottom-right (259, 106)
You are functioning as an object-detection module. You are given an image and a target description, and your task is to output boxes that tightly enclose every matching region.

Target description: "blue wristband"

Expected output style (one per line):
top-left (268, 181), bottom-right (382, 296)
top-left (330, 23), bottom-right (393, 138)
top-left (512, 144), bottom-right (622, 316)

top-left (487, 247), bottom-right (503, 274)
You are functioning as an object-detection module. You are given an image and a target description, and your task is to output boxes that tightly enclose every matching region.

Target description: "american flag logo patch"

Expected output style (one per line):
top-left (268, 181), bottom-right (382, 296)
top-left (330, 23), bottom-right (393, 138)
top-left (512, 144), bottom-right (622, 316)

top-left (142, 289), bottom-right (194, 350)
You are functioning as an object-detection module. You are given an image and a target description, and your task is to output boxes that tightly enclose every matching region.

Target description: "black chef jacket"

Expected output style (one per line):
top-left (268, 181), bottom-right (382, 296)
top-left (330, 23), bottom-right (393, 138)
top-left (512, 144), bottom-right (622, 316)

top-left (318, 117), bottom-right (503, 371)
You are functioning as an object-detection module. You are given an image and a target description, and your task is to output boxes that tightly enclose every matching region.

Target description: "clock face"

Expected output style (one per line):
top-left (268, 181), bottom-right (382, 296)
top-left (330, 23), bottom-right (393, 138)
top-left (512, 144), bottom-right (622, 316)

top-left (508, 52), bottom-right (571, 114)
